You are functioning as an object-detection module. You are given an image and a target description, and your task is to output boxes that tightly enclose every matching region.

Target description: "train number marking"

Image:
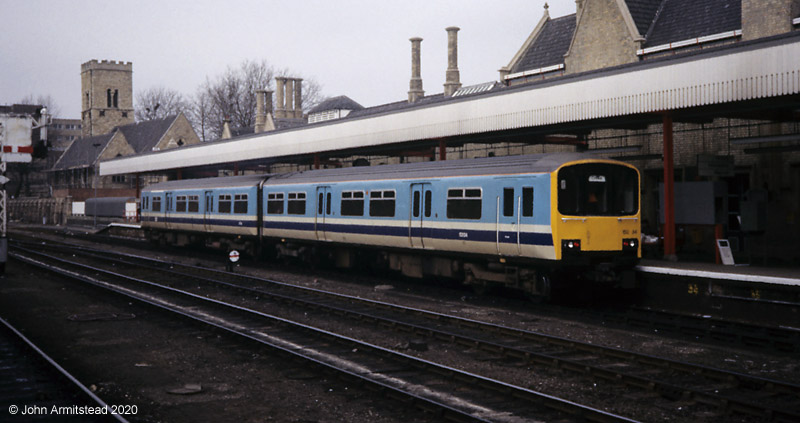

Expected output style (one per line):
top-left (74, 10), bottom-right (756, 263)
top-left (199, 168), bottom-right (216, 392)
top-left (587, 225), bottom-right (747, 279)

top-left (750, 289), bottom-right (761, 300)
top-left (687, 284), bottom-right (699, 295)
top-left (458, 232), bottom-right (469, 239)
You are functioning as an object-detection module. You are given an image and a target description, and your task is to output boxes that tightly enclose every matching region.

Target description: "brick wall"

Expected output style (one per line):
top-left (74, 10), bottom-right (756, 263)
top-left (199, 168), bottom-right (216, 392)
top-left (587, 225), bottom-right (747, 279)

top-left (565, 0), bottom-right (639, 74)
top-left (742, 0), bottom-right (796, 40)
top-left (81, 60), bottom-right (134, 137)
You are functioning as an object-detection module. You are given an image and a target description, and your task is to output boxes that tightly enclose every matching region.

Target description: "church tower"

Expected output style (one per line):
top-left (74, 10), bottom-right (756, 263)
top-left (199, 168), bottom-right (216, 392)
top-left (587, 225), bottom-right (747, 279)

top-left (80, 60), bottom-right (134, 137)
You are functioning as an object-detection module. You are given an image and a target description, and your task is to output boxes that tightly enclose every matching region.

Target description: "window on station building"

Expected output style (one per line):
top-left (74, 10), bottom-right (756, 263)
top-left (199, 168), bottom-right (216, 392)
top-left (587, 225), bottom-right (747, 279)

top-left (369, 190), bottom-right (395, 217)
top-left (446, 188), bottom-right (482, 220)
top-left (340, 191), bottom-right (364, 216)
top-left (267, 193), bottom-right (284, 214)
top-left (288, 192), bottom-right (306, 215)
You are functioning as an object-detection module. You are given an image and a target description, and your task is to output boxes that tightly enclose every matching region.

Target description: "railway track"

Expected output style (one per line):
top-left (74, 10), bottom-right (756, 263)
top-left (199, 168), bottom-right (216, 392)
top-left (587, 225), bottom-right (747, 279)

top-left (0, 317), bottom-right (130, 423)
top-left (15, 226), bottom-right (800, 355)
top-left (12, 239), bottom-right (800, 422)
top-left (11, 242), bottom-right (637, 423)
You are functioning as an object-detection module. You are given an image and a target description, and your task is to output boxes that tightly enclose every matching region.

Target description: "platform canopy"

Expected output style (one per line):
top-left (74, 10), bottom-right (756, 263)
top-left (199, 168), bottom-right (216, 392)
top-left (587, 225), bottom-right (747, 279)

top-left (100, 33), bottom-right (800, 177)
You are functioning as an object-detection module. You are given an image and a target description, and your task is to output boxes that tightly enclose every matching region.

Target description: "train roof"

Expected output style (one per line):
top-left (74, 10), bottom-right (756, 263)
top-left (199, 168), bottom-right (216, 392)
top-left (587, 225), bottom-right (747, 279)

top-left (142, 173), bottom-right (269, 192)
top-left (264, 152), bottom-right (600, 185)
top-left (141, 153), bottom-right (618, 192)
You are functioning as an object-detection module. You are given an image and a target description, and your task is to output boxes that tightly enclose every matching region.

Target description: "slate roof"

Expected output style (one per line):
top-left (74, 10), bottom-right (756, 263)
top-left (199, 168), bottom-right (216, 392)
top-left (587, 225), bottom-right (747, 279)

top-left (624, 0), bottom-right (663, 36)
top-left (52, 115), bottom-right (180, 171)
top-left (644, 0), bottom-right (741, 47)
top-left (52, 132), bottom-right (114, 170)
top-left (118, 115), bottom-right (176, 153)
top-left (511, 14), bottom-right (576, 74)
top-left (230, 117), bottom-right (307, 137)
top-left (309, 96), bottom-right (364, 114)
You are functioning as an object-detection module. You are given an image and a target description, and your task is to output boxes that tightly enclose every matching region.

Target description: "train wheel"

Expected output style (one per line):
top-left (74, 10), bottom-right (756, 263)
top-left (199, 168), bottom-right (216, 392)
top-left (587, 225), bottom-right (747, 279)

top-left (527, 272), bottom-right (552, 303)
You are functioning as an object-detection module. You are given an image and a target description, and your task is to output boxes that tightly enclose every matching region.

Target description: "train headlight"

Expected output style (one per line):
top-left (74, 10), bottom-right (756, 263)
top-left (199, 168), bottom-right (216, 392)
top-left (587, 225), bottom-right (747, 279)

top-left (562, 239), bottom-right (581, 252)
top-left (622, 238), bottom-right (638, 251)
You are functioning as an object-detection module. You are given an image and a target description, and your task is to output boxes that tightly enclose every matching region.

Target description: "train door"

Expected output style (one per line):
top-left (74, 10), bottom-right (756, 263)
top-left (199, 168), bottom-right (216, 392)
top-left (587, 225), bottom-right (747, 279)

top-left (409, 183), bottom-right (432, 248)
top-left (315, 186), bottom-right (332, 241)
top-left (203, 191), bottom-right (214, 232)
top-left (497, 186), bottom-right (521, 256)
top-left (164, 192), bottom-right (173, 230)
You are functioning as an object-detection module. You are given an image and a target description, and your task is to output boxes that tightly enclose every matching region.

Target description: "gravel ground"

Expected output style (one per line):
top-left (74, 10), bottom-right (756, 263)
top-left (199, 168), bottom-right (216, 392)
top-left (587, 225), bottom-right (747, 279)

top-left (3, 229), bottom-right (798, 422)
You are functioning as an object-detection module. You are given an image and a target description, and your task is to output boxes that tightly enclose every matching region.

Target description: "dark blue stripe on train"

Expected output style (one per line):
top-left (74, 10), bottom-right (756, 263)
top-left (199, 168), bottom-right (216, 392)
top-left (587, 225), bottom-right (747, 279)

top-left (144, 216), bottom-right (554, 247)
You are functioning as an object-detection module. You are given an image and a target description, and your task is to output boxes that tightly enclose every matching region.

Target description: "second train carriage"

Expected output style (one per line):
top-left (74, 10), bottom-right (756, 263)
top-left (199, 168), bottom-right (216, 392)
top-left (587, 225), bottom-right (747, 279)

top-left (140, 153), bottom-right (640, 297)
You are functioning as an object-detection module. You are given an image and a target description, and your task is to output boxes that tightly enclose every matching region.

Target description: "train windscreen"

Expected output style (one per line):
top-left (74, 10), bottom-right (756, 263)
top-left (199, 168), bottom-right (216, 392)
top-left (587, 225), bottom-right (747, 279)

top-left (557, 163), bottom-right (638, 216)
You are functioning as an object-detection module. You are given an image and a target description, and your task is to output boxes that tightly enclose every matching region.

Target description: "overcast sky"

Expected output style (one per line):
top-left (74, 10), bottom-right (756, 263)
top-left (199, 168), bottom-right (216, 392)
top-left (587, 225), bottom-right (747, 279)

top-left (1, 0), bottom-right (575, 118)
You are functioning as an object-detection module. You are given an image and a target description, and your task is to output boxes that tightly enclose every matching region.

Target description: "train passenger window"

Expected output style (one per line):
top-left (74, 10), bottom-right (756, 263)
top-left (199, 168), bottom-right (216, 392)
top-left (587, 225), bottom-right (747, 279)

top-left (447, 188), bottom-right (482, 220)
top-left (234, 194), bottom-right (248, 214)
top-left (413, 191), bottom-right (420, 218)
top-left (188, 195), bottom-right (200, 213)
top-left (522, 187), bottom-right (534, 217)
top-left (424, 191), bottom-right (432, 218)
top-left (152, 196), bottom-right (161, 212)
top-left (219, 194), bottom-right (232, 213)
top-left (288, 192), bottom-right (306, 215)
top-left (206, 196), bottom-right (213, 213)
top-left (318, 193), bottom-right (324, 214)
top-left (326, 193), bottom-right (331, 215)
top-left (369, 190), bottom-right (395, 217)
top-left (142, 196), bottom-right (149, 211)
top-left (176, 195), bottom-right (187, 212)
top-left (341, 191), bottom-right (364, 216)
top-left (503, 188), bottom-right (514, 217)
top-left (267, 193), bottom-right (285, 214)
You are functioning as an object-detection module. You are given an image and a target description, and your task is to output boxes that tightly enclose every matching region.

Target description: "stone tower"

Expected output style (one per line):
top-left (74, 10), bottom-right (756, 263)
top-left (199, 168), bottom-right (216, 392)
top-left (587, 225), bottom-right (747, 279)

top-left (81, 60), bottom-right (134, 137)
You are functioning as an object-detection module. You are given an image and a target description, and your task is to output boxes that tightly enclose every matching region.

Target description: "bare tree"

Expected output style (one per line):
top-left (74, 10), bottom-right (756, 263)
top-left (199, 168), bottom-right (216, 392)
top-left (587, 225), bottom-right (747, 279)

top-left (188, 86), bottom-right (213, 142)
top-left (195, 59), bottom-right (325, 140)
top-left (18, 94), bottom-right (61, 117)
top-left (135, 86), bottom-right (190, 121)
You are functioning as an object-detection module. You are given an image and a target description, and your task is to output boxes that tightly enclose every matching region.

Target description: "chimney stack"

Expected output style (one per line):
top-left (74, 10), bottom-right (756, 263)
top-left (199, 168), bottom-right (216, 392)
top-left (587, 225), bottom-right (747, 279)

top-left (255, 89), bottom-right (276, 133)
top-left (275, 77), bottom-right (286, 118)
top-left (444, 26), bottom-right (462, 96)
top-left (221, 117), bottom-right (232, 139)
top-left (408, 37), bottom-right (424, 103)
top-left (293, 78), bottom-right (303, 118)
top-left (285, 79), bottom-right (295, 119)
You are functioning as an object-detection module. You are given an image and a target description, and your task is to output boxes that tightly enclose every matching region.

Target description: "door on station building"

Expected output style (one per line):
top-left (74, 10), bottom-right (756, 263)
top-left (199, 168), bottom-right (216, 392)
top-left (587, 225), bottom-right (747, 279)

top-left (315, 186), bottom-right (332, 241)
top-left (203, 191), bottom-right (214, 232)
top-left (409, 183), bottom-right (432, 248)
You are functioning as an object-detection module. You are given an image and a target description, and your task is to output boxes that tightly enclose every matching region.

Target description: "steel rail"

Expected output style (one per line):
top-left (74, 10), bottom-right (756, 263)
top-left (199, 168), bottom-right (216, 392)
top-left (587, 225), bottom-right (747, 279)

top-left (11, 247), bottom-right (638, 423)
top-left (15, 239), bottom-right (800, 422)
top-left (0, 317), bottom-right (130, 423)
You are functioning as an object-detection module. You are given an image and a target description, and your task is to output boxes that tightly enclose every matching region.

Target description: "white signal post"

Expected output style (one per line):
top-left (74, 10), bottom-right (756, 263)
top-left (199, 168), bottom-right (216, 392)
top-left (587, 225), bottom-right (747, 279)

top-left (0, 107), bottom-right (49, 274)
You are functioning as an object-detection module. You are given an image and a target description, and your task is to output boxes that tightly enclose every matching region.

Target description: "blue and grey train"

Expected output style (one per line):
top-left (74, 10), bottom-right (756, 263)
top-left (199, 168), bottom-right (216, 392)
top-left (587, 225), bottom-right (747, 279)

top-left (140, 153), bottom-right (641, 297)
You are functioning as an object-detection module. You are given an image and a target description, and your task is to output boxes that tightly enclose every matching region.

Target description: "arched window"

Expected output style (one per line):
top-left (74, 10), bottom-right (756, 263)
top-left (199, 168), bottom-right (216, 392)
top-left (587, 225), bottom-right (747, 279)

top-left (107, 89), bottom-right (112, 107)
top-left (113, 89), bottom-right (119, 108)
